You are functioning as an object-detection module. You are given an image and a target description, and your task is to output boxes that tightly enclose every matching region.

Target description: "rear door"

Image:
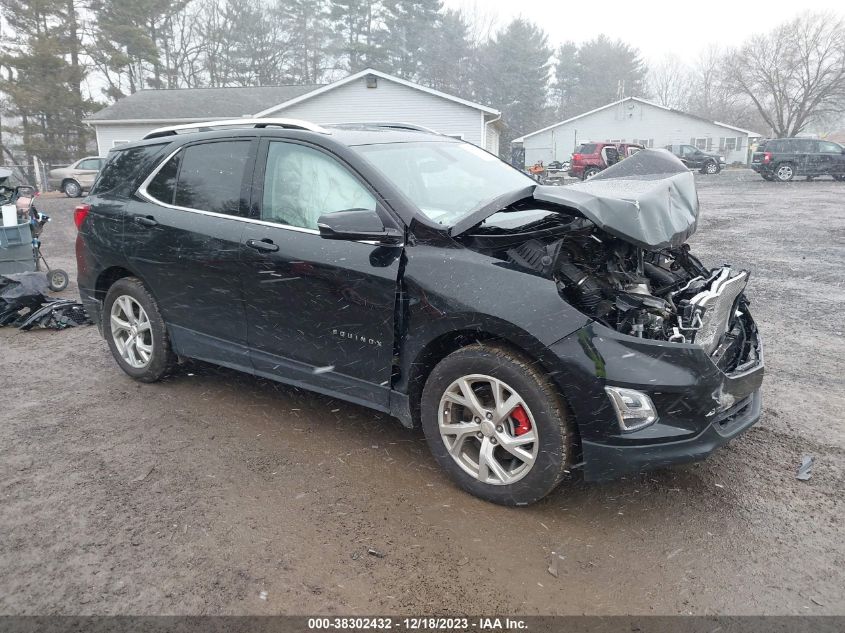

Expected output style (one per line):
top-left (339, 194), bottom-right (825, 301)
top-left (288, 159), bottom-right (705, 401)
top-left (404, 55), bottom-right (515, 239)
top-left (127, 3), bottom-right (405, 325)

top-left (126, 138), bottom-right (257, 369)
top-left (75, 158), bottom-right (103, 189)
top-left (815, 140), bottom-right (845, 176)
top-left (239, 138), bottom-right (402, 409)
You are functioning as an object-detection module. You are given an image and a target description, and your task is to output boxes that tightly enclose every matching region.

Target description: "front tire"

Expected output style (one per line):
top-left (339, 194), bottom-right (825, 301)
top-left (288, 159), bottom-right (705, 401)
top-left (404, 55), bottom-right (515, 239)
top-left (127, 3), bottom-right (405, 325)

top-left (420, 344), bottom-right (572, 506)
top-left (103, 277), bottom-right (174, 382)
top-left (62, 180), bottom-right (82, 197)
top-left (775, 162), bottom-right (794, 182)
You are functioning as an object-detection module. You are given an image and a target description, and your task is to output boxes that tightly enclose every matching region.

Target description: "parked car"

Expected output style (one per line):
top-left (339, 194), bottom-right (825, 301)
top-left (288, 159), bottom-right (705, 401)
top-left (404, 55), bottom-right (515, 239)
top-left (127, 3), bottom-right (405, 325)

top-left (75, 120), bottom-right (763, 506)
top-left (48, 156), bottom-right (105, 197)
top-left (568, 142), bottom-right (644, 180)
top-left (751, 138), bottom-right (845, 182)
top-left (664, 144), bottom-right (725, 174)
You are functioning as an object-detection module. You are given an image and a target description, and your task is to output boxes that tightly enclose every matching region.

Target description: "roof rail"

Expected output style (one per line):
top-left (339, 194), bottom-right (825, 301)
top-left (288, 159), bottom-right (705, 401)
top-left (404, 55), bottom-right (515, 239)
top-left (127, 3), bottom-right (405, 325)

top-left (142, 118), bottom-right (329, 140)
top-left (329, 121), bottom-right (440, 134)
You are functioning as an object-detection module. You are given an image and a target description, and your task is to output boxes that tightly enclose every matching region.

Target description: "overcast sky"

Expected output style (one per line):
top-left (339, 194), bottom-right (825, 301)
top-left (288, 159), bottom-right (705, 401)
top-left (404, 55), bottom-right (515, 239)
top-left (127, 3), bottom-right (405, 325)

top-left (442, 0), bottom-right (845, 63)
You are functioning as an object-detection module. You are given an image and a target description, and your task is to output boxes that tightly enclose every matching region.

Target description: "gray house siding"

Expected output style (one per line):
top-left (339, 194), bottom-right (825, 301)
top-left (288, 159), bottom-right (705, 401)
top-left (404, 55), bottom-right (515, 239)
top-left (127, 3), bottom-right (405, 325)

top-left (274, 78), bottom-right (486, 147)
top-left (94, 124), bottom-right (165, 154)
top-left (88, 71), bottom-right (498, 156)
top-left (522, 100), bottom-right (752, 166)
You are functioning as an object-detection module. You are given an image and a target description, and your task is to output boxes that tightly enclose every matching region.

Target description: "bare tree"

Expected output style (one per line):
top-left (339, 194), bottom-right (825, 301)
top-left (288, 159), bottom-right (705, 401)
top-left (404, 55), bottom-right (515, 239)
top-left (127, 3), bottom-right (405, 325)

top-left (648, 54), bottom-right (691, 109)
top-left (725, 11), bottom-right (845, 137)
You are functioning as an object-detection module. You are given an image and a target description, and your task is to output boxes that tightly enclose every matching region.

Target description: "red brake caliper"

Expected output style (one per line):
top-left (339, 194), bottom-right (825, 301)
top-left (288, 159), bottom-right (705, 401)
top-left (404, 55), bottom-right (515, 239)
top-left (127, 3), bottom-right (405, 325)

top-left (511, 405), bottom-right (532, 436)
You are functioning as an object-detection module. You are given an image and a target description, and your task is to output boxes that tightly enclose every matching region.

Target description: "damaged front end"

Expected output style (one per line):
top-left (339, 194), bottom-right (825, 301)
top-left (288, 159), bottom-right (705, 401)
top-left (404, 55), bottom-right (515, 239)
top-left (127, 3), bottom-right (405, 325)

top-left (454, 149), bottom-right (764, 480)
top-left (457, 149), bottom-right (757, 373)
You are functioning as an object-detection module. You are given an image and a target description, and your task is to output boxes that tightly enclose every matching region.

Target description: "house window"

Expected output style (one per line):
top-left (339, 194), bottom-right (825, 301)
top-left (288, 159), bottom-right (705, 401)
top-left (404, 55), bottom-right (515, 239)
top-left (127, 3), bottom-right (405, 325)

top-left (694, 138), bottom-right (708, 150)
top-left (724, 137), bottom-right (737, 151)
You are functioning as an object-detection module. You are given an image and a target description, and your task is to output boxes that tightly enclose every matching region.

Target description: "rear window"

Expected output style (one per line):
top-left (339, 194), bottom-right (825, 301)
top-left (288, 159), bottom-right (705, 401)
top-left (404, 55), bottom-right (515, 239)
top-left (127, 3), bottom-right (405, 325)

top-left (576, 143), bottom-right (597, 154)
top-left (90, 144), bottom-right (167, 196)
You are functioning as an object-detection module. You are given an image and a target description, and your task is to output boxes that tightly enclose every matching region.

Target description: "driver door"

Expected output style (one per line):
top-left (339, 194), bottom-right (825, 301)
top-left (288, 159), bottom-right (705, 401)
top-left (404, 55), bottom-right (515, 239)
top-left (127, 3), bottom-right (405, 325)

top-left (240, 139), bottom-right (403, 409)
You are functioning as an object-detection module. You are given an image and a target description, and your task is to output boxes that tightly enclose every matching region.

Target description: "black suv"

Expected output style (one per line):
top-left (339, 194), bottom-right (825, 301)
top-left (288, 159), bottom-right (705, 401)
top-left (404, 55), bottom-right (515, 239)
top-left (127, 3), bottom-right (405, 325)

top-left (664, 144), bottom-right (725, 174)
top-left (76, 120), bottom-right (764, 505)
top-left (751, 138), bottom-right (845, 182)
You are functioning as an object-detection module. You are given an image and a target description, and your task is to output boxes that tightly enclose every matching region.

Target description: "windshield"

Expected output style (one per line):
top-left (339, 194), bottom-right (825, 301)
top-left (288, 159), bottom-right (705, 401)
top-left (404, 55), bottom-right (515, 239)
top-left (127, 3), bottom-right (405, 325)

top-left (354, 141), bottom-right (534, 225)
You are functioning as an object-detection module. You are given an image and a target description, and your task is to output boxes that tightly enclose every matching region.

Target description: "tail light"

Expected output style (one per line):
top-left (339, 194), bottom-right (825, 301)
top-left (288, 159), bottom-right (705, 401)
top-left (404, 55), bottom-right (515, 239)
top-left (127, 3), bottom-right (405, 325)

top-left (763, 152), bottom-right (772, 164)
top-left (572, 153), bottom-right (582, 163)
top-left (74, 203), bottom-right (90, 230)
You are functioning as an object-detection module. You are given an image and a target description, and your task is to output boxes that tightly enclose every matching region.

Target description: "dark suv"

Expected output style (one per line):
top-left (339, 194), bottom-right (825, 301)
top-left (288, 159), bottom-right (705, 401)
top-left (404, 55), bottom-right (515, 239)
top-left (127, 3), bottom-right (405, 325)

top-left (76, 120), bottom-right (763, 505)
top-left (751, 138), bottom-right (845, 182)
top-left (664, 144), bottom-right (724, 174)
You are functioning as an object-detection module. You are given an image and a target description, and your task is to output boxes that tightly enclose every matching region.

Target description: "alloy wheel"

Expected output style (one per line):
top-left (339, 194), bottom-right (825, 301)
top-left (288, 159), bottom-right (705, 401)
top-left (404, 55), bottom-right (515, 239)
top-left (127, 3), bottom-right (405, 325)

top-left (438, 374), bottom-right (539, 485)
top-left (110, 295), bottom-right (153, 369)
top-left (706, 162), bottom-right (718, 174)
top-left (776, 164), bottom-right (793, 181)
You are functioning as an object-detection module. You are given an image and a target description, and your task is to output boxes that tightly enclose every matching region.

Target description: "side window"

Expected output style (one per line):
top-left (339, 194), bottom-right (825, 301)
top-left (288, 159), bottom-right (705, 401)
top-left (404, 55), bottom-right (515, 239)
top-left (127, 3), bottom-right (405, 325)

top-left (146, 151), bottom-right (182, 205)
top-left (819, 141), bottom-right (841, 154)
top-left (261, 142), bottom-right (376, 230)
top-left (173, 141), bottom-right (252, 215)
top-left (77, 158), bottom-right (100, 170)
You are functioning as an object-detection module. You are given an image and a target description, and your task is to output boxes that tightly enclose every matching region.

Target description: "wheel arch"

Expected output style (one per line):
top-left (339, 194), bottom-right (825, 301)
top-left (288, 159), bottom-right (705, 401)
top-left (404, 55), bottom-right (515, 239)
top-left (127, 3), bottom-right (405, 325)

top-left (404, 329), bottom-right (583, 462)
top-left (94, 265), bottom-right (157, 305)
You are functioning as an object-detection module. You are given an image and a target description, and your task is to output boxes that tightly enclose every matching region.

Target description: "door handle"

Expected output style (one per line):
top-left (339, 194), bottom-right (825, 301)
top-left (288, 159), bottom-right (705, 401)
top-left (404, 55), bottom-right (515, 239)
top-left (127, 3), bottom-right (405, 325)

top-left (245, 238), bottom-right (279, 253)
top-left (134, 215), bottom-right (158, 227)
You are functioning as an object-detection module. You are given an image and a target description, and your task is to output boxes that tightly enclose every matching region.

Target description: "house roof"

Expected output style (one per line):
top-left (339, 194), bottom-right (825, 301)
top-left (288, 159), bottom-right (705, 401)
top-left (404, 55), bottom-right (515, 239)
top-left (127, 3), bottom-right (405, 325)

top-left (513, 97), bottom-right (760, 142)
top-left (255, 68), bottom-right (499, 117)
top-left (87, 85), bottom-right (323, 123)
top-left (88, 68), bottom-right (499, 125)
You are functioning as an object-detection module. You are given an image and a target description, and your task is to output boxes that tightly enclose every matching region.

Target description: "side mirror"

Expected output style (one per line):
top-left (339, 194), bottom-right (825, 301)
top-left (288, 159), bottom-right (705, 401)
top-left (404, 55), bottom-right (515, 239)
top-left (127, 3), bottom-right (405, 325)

top-left (317, 208), bottom-right (403, 245)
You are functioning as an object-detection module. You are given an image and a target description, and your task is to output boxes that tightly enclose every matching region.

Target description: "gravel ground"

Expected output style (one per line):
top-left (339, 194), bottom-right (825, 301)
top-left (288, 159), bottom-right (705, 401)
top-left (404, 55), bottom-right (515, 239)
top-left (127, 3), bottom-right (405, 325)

top-left (0, 171), bottom-right (843, 615)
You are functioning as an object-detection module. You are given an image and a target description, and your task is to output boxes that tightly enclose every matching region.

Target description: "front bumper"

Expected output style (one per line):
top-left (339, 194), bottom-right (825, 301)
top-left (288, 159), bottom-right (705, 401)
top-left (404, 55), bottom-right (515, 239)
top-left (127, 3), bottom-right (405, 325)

top-left (545, 314), bottom-right (764, 482)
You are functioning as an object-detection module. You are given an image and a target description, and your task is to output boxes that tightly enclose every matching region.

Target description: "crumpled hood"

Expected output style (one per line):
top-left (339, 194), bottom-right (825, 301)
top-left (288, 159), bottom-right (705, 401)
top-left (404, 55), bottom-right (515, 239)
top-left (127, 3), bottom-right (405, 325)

top-left (533, 149), bottom-right (699, 250)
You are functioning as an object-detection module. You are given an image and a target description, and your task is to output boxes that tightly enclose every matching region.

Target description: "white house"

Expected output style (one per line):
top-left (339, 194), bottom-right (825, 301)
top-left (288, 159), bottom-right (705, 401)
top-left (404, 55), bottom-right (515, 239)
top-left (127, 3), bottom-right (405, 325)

top-left (514, 97), bottom-right (760, 167)
top-left (86, 69), bottom-right (502, 157)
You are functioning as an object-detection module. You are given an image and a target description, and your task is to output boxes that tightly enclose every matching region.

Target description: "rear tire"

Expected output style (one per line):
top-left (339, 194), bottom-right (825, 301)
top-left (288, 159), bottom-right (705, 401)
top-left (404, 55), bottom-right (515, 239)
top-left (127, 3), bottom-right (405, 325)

top-left (701, 160), bottom-right (720, 175)
top-left (103, 277), bottom-right (174, 383)
top-left (774, 162), bottom-right (794, 182)
top-left (420, 344), bottom-right (572, 506)
top-left (62, 180), bottom-right (82, 197)
top-left (583, 167), bottom-right (600, 180)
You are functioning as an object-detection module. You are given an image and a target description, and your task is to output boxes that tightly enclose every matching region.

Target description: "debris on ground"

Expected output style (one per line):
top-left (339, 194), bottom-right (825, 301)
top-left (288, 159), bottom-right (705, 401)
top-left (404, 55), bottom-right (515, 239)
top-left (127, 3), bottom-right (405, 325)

top-left (796, 455), bottom-right (814, 481)
top-left (0, 272), bottom-right (91, 330)
top-left (259, 590), bottom-right (268, 601)
top-left (367, 547), bottom-right (385, 558)
top-left (547, 551), bottom-right (565, 578)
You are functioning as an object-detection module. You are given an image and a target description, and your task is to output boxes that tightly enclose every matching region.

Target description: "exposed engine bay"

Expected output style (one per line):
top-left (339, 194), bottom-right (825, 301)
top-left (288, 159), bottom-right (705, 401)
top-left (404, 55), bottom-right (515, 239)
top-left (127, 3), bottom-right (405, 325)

top-left (454, 150), bottom-right (759, 371)
top-left (463, 205), bottom-right (757, 371)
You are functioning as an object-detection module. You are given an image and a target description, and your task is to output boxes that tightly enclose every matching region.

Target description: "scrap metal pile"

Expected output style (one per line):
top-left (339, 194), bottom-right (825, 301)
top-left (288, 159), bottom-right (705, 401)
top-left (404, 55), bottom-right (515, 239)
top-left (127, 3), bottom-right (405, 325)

top-left (0, 272), bottom-right (91, 331)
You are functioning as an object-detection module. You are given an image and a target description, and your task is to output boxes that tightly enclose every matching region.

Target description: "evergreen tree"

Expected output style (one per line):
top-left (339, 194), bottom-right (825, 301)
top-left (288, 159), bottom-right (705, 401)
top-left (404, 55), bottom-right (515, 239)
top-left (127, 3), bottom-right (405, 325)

top-left (416, 9), bottom-right (476, 99)
top-left (329, 0), bottom-right (388, 73)
top-left (555, 35), bottom-right (647, 116)
top-left (382, 0), bottom-right (442, 80)
top-left (88, 0), bottom-right (189, 96)
top-left (479, 18), bottom-right (553, 148)
top-left (0, 0), bottom-right (94, 164)
top-left (277, 0), bottom-right (331, 84)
